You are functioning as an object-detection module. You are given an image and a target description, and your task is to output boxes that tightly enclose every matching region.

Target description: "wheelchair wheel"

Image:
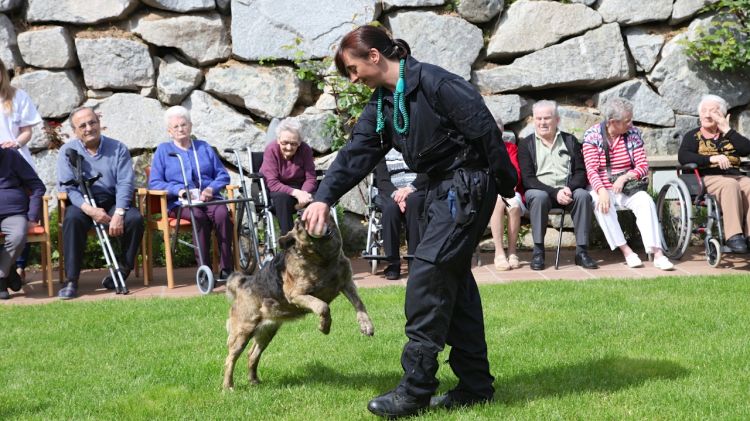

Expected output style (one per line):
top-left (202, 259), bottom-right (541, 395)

top-left (238, 227), bottom-right (258, 275)
top-left (196, 265), bottom-right (215, 295)
top-left (369, 244), bottom-right (379, 275)
top-left (706, 237), bottom-right (722, 268)
top-left (657, 179), bottom-right (692, 259)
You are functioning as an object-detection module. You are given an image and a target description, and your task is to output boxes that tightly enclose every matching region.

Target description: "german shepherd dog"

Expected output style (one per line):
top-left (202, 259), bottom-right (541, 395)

top-left (222, 219), bottom-right (375, 390)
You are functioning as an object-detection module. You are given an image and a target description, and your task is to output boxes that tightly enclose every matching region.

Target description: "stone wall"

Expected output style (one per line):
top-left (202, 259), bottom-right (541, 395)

top-left (3, 0), bottom-right (749, 247)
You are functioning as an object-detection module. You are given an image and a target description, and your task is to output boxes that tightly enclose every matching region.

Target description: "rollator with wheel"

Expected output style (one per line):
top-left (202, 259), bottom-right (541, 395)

top-left (168, 152), bottom-right (253, 294)
top-left (64, 149), bottom-right (129, 294)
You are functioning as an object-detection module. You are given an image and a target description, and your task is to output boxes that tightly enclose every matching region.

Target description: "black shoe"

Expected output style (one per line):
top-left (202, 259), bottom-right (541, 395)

top-left (726, 234), bottom-right (748, 254)
top-left (530, 252), bottom-right (545, 271)
top-left (430, 391), bottom-right (492, 410)
top-left (0, 289), bottom-right (9, 300)
top-left (574, 251), bottom-right (599, 269)
top-left (58, 281), bottom-right (78, 300)
top-left (7, 266), bottom-right (22, 292)
top-left (101, 276), bottom-right (116, 290)
top-left (384, 263), bottom-right (401, 281)
top-left (219, 269), bottom-right (232, 280)
top-left (367, 390), bottom-right (429, 418)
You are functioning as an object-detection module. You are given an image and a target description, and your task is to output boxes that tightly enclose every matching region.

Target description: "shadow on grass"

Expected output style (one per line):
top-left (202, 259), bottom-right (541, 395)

top-left (496, 356), bottom-right (689, 405)
top-left (271, 362), bottom-right (401, 391)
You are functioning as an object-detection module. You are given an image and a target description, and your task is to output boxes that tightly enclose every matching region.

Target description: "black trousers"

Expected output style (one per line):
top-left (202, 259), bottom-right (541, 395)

top-left (375, 190), bottom-right (426, 264)
top-left (63, 197), bottom-right (144, 282)
top-left (269, 191), bottom-right (298, 236)
top-left (396, 173), bottom-right (497, 401)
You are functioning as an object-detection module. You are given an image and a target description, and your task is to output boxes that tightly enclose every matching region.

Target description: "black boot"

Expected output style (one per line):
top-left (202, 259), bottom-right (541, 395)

top-left (430, 389), bottom-right (492, 410)
top-left (367, 390), bottom-right (429, 418)
top-left (0, 277), bottom-right (9, 300)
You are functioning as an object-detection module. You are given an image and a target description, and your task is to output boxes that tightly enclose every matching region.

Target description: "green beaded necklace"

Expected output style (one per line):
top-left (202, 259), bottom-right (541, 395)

top-left (375, 58), bottom-right (409, 136)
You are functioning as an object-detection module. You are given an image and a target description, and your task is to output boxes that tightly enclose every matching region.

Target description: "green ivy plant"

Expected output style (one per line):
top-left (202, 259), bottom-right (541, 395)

top-left (681, 0), bottom-right (750, 72)
top-left (286, 38), bottom-right (373, 151)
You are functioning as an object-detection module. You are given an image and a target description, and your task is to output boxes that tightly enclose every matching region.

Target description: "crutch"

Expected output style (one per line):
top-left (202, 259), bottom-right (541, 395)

top-left (555, 148), bottom-right (572, 270)
top-left (64, 149), bottom-right (129, 294)
top-left (168, 152), bottom-right (215, 294)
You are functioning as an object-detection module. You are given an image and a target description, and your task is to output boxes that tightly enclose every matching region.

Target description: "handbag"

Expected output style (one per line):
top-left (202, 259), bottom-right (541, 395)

top-left (601, 123), bottom-right (649, 196)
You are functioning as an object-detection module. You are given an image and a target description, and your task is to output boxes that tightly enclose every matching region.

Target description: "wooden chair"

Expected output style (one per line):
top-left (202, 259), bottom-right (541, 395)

top-left (56, 192), bottom-right (147, 286)
top-left (0, 196), bottom-right (54, 296)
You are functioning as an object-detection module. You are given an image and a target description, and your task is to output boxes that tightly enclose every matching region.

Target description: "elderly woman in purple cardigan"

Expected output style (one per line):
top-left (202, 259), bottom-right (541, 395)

top-left (260, 118), bottom-right (317, 235)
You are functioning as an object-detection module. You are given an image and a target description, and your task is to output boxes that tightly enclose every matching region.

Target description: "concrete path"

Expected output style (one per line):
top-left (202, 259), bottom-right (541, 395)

top-left (3, 247), bottom-right (748, 306)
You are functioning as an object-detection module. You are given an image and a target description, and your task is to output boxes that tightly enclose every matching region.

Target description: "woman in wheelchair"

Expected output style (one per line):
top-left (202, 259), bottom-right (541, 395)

top-left (583, 98), bottom-right (674, 271)
top-left (149, 106), bottom-right (234, 279)
top-left (259, 118), bottom-right (317, 235)
top-left (677, 94), bottom-right (750, 254)
top-left (373, 149), bottom-right (427, 280)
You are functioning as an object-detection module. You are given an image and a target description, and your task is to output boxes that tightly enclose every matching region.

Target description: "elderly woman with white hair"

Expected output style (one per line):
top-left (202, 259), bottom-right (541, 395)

top-left (148, 105), bottom-right (234, 279)
top-left (260, 118), bottom-right (317, 235)
top-left (678, 94), bottom-right (750, 254)
top-left (582, 98), bottom-right (674, 270)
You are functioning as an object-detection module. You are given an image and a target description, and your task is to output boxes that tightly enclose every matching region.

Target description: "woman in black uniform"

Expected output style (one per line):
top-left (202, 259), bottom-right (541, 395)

top-left (302, 25), bottom-right (517, 418)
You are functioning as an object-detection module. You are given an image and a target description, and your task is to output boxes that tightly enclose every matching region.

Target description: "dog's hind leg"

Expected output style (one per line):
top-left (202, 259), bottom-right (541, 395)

top-left (247, 321), bottom-right (281, 385)
top-left (289, 295), bottom-right (332, 334)
top-left (222, 320), bottom-right (258, 390)
top-left (342, 280), bottom-right (374, 336)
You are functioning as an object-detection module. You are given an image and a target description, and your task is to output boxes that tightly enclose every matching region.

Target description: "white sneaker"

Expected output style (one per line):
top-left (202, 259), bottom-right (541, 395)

top-left (653, 256), bottom-right (675, 271)
top-left (625, 253), bottom-right (643, 268)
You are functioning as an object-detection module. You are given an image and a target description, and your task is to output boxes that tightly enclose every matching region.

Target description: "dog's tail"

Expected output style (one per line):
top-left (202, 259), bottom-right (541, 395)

top-left (225, 272), bottom-right (247, 302)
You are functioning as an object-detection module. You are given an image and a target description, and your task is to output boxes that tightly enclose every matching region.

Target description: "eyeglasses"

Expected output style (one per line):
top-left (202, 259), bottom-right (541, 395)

top-left (75, 120), bottom-right (99, 130)
top-left (169, 122), bottom-right (191, 130)
top-left (279, 141), bottom-right (300, 147)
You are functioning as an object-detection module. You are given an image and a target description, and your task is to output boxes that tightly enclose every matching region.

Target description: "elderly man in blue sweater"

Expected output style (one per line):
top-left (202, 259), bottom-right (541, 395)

top-left (56, 107), bottom-right (144, 299)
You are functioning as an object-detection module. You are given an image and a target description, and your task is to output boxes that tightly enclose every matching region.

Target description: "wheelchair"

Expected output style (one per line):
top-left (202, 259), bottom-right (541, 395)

top-left (226, 148), bottom-right (277, 275)
top-left (362, 172), bottom-right (386, 274)
top-left (656, 162), bottom-right (750, 267)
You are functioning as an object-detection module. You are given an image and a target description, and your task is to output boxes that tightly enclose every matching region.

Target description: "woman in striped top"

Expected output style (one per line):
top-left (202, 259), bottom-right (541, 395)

top-left (582, 98), bottom-right (673, 270)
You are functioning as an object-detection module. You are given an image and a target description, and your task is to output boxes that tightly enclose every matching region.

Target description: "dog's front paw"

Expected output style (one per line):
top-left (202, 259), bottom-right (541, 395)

top-left (358, 314), bottom-right (374, 336)
top-left (319, 315), bottom-right (331, 335)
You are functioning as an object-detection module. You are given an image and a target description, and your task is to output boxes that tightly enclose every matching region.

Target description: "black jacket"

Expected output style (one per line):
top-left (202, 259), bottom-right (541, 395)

top-left (517, 131), bottom-right (587, 196)
top-left (678, 128), bottom-right (750, 176)
top-left (315, 56), bottom-right (517, 206)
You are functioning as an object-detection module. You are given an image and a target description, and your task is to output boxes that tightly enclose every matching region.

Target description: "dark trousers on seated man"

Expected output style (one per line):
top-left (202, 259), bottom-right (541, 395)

top-left (525, 188), bottom-right (594, 269)
top-left (63, 196), bottom-right (144, 285)
top-left (375, 189), bottom-right (426, 279)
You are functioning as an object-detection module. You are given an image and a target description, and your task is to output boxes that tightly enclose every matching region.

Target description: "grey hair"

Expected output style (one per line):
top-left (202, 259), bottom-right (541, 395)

top-left (69, 106), bottom-right (97, 125)
top-left (698, 94), bottom-right (728, 116)
top-left (164, 105), bottom-right (191, 126)
top-left (601, 98), bottom-right (634, 121)
top-left (275, 117), bottom-right (302, 140)
top-left (532, 100), bottom-right (558, 116)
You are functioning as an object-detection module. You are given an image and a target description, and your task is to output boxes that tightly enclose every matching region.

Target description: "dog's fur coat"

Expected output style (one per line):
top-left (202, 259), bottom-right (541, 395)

top-left (222, 219), bottom-right (374, 389)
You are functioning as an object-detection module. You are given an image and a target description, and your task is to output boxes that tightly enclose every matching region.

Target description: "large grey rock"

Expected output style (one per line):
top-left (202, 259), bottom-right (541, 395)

top-left (294, 109), bottom-right (337, 154)
top-left (182, 90), bottom-right (266, 164)
top-left (11, 70), bottom-right (84, 119)
top-left (129, 12), bottom-right (230, 66)
top-left (17, 27), bottom-right (77, 69)
top-left (648, 35), bottom-right (750, 115)
top-left (0, 14), bottom-right (20, 68)
top-left (75, 37), bottom-right (154, 90)
top-left (671, 0), bottom-right (718, 24)
top-left (595, 79), bottom-right (675, 127)
top-left (204, 62), bottom-right (300, 120)
top-left (475, 24), bottom-right (633, 94)
top-left (457, 0), bottom-right (503, 23)
top-left (483, 94), bottom-right (529, 127)
top-left (639, 115), bottom-right (697, 157)
top-left (231, 0), bottom-right (378, 61)
top-left (382, 0), bottom-right (444, 10)
top-left (486, 0), bottom-right (602, 59)
top-left (32, 149), bottom-right (60, 207)
top-left (155, 55), bottom-right (203, 105)
top-left (385, 11), bottom-right (483, 80)
top-left (141, 0), bottom-right (215, 12)
top-left (596, 0), bottom-right (673, 26)
top-left (623, 27), bottom-right (664, 73)
top-left (0, 0), bottom-right (21, 12)
top-left (28, 122), bottom-right (51, 151)
top-left (64, 94), bottom-right (167, 150)
top-left (519, 105), bottom-right (601, 140)
top-left (338, 179), bottom-right (369, 216)
top-left (737, 107), bottom-right (750, 140)
top-left (26, 0), bottom-right (138, 24)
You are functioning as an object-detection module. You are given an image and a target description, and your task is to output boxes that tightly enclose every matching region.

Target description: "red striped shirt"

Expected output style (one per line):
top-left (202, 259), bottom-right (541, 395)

top-left (582, 123), bottom-right (649, 193)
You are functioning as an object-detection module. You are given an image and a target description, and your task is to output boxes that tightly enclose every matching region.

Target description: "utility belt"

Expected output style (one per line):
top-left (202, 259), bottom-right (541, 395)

top-left (427, 167), bottom-right (490, 226)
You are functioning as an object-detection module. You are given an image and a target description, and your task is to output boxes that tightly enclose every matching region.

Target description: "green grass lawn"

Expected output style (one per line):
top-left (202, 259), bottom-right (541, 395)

top-left (2, 274), bottom-right (750, 420)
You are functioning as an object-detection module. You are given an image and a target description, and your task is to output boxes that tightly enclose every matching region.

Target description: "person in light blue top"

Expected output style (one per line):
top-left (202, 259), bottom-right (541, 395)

top-left (56, 107), bottom-right (144, 299)
top-left (149, 105), bottom-right (234, 279)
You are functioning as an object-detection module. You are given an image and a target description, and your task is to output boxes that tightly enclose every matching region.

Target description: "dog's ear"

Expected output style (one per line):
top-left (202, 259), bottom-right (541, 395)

top-left (278, 231), bottom-right (296, 249)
